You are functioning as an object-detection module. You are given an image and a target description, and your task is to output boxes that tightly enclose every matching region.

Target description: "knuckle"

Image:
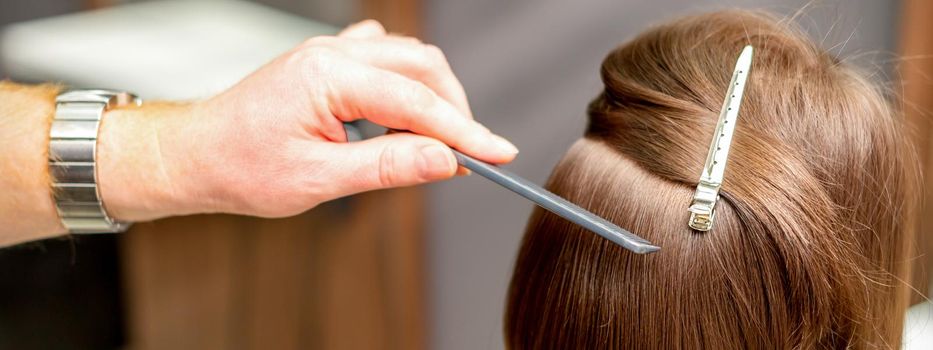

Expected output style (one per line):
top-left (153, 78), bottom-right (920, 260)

top-left (304, 45), bottom-right (339, 61)
top-left (394, 35), bottom-right (422, 44)
top-left (297, 46), bottom-right (339, 74)
top-left (377, 145), bottom-right (402, 187)
top-left (403, 83), bottom-right (438, 123)
top-left (358, 19), bottom-right (385, 31)
top-left (422, 44), bottom-right (448, 68)
top-left (300, 35), bottom-right (338, 48)
top-left (423, 44), bottom-right (446, 60)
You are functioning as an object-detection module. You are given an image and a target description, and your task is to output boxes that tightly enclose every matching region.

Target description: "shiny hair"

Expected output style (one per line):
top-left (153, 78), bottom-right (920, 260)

top-left (505, 10), bottom-right (918, 349)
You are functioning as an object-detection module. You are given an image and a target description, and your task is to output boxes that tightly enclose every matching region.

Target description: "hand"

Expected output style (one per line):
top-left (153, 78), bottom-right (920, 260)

top-left (98, 20), bottom-right (517, 221)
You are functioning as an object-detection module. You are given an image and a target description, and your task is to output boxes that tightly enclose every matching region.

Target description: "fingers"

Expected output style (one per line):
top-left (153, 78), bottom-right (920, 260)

top-left (339, 19), bottom-right (386, 39)
top-left (318, 133), bottom-right (458, 196)
top-left (326, 59), bottom-right (517, 163)
top-left (311, 38), bottom-right (473, 119)
top-left (306, 21), bottom-right (511, 164)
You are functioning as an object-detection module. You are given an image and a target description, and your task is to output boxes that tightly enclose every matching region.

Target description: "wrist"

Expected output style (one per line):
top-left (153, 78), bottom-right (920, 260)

top-left (97, 101), bottom-right (211, 221)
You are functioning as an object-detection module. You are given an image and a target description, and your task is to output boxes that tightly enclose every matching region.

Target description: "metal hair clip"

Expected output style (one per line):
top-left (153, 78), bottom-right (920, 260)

top-left (688, 45), bottom-right (753, 231)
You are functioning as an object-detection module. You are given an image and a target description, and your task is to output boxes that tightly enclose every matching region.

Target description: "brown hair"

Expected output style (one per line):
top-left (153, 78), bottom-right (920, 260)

top-left (505, 10), bottom-right (918, 349)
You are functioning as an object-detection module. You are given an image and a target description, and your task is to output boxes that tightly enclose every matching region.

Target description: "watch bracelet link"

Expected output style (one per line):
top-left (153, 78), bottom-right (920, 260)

top-left (50, 90), bottom-right (141, 234)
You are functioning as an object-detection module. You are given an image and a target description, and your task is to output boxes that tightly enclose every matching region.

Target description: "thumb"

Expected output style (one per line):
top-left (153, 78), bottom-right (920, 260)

top-left (323, 132), bottom-right (458, 197)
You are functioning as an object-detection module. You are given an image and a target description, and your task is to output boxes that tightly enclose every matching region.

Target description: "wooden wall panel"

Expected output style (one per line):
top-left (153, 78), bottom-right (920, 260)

top-left (120, 215), bottom-right (248, 350)
top-left (121, 188), bottom-right (425, 350)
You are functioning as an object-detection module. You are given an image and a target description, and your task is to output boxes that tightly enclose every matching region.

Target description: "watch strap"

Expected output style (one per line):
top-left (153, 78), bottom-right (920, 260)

top-left (50, 90), bottom-right (141, 234)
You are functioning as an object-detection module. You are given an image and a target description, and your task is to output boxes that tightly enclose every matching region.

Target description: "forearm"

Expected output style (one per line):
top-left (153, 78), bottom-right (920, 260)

top-left (0, 82), bottom-right (65, 245)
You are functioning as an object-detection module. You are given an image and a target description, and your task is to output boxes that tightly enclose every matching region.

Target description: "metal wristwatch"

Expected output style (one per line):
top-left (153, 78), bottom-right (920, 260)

top-left (49, 89), bottom-right (141, 234)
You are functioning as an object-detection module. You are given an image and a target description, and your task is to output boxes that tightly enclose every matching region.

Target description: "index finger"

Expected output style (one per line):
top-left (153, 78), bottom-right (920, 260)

top-left (313, 37), bottom-right (474, 120)
top-left (325, 59), bottom-right (518, 163)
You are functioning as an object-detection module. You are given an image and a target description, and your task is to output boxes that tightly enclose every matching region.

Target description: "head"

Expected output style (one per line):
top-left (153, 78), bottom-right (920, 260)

top-left (505, 10), bottom-right (917, 349)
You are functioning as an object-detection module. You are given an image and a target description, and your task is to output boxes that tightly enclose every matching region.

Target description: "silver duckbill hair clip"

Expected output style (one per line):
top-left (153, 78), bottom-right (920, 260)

top-left (688, 45), bottom-right (753, 231)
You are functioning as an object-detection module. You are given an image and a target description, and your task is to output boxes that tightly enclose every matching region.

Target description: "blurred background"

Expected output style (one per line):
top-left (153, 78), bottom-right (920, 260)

top-left (1, 0), bottom-right (931, 349)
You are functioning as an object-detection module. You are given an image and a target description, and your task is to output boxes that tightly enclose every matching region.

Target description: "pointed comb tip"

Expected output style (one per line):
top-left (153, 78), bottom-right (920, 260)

top-left (636, 244), bottom-right (661, 254)
top-left (737, 45), bottom-right (754, 66)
